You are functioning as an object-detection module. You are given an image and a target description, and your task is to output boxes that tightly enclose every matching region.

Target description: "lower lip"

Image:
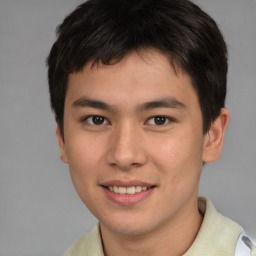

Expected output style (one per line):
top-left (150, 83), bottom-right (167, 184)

top-left (102, 187), bottom-right (155, 205)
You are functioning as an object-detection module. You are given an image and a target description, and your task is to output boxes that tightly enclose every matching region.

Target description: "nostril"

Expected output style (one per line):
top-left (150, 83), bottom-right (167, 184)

top-left (109, 161), bottom-right (143, 170)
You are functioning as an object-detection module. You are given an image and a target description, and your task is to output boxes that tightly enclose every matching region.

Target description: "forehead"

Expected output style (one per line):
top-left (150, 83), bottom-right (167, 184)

top-left (66, 49), bottom-right (199, 112)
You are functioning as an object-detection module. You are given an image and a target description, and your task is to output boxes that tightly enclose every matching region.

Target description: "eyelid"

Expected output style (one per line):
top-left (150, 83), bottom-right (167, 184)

top-left (146, 116), bottom-right (175, 125)
top-left (82, 115), bottom-right (110, 125)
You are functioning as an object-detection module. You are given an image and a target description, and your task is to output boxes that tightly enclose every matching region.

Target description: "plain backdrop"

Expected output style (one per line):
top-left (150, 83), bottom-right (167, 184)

top-left (0, 0), bottom-right (255, 255)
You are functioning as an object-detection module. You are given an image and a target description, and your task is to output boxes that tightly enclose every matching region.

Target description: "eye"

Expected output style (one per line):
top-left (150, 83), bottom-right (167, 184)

top-left (85, 115), bottom-right (108, 125)
top-left (147, 116), bottom-right (171, 125)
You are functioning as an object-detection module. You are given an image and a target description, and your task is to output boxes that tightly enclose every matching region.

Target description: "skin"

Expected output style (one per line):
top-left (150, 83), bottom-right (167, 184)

top-left (57, 49), bottom-right (229, 256)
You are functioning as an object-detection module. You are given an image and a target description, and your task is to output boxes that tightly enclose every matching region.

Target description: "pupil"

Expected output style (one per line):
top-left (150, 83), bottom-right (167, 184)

top-left (154, 116), bottom-right (166, 125)
top-left (93, 116), bottom-right (104, 125)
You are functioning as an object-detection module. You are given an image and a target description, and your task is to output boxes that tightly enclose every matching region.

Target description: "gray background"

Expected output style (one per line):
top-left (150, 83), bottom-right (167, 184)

top-left (0, 0), bottom-right (255, 255)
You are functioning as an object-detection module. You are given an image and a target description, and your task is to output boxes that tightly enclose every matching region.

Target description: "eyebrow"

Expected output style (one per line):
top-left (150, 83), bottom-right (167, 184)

top-left (136, 97), bottom-right (186, 111)
top-left (72, 97), bottom-right (186, 112)
top-left (72, 97), bottom-right (113, 111)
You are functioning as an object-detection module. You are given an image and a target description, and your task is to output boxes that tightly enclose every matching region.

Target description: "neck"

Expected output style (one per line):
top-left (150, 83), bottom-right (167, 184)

top-left (100, 198), bottom-right (203, 256)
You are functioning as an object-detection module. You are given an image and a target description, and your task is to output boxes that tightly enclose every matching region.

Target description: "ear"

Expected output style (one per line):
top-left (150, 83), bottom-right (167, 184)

top-left (56, 125), bottom-right (68, 163)
top-left (202, 108), bottom-right (229, 163)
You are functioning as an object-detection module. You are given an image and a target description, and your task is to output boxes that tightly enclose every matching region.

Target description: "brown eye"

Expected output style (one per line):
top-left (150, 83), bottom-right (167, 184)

top-left (154, 116), bottom-right (167, 125)
top-left (86, 116), bottom-right (107, 125)
top-left (147, 116), bottom-right (169, 125)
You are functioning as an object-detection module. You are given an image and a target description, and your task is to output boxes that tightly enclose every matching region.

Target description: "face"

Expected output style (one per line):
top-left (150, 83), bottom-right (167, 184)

top-left (57, 50), bottom-right (225, 237)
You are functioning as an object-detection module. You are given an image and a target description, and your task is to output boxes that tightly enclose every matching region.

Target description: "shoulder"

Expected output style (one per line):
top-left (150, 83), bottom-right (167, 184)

top-left (187, 197), bottom-right (256, 256)
top-left (63, 224), bottom-right (104, 256)
top-left (185, 197), bottom-right (244, 256)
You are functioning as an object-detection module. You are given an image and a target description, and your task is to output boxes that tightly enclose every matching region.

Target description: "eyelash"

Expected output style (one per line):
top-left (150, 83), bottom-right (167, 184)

top-left (82, 115), bottom-right (109, 125)
top-left (146, 116), bottom-right (174, 126)
top-left (82, 115), bottom-right (174, 127)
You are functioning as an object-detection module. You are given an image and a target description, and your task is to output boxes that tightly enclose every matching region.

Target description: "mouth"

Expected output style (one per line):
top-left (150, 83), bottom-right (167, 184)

top-left (104, 185), bottom-right (155, 195)
top-left (101, 181), bottom-right (156, 205)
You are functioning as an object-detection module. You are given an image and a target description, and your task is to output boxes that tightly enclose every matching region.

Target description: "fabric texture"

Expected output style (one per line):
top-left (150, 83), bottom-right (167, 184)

top-left (64, 197), bottom-right (244, 256)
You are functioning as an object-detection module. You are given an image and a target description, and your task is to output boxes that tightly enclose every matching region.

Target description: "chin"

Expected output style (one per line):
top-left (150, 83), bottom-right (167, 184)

top-left (104, 224), bottom-right (150, 236)
top-left (99, 215), bottom-right (159, 237)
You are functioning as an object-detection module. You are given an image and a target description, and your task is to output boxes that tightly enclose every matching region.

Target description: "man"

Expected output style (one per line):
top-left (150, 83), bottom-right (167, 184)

top-left (47, 0), bottom-right (255, 255)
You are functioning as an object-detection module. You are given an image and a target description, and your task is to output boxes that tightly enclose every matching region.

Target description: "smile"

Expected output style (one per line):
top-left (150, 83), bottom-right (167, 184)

top-left (102, 183), bottom-right (156, 205)
top-left (107, 186), bottom-right (152, 194)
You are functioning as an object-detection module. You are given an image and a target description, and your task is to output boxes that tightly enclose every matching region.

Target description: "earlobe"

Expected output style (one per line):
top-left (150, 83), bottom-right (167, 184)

top-left (202, 108), bottom-right (229, 163)
top-left (56, 125), bottom-right (69, 163)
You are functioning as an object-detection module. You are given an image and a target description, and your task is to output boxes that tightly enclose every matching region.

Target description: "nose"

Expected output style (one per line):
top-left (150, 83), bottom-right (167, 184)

top-left (106, 122), bottom-right (148, 170)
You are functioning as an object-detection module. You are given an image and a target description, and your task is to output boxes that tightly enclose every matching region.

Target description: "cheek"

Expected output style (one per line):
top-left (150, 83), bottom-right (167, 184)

top-left (150, 133), bottom-right (203, 205)
top-left (64, 135), bottom-right (105, 206)
top-left (65, 134), bottom-right (104, 179)
top-left (149, 129), bottom-right (204, 174)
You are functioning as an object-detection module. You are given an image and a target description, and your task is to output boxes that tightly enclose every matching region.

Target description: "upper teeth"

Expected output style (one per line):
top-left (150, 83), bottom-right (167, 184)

top-left (108, 186), bottom-right (149, 194)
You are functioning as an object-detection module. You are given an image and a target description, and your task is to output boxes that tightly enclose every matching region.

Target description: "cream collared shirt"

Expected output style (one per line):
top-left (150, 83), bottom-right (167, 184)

top-left (64, 198), bottom-right (254, 256)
